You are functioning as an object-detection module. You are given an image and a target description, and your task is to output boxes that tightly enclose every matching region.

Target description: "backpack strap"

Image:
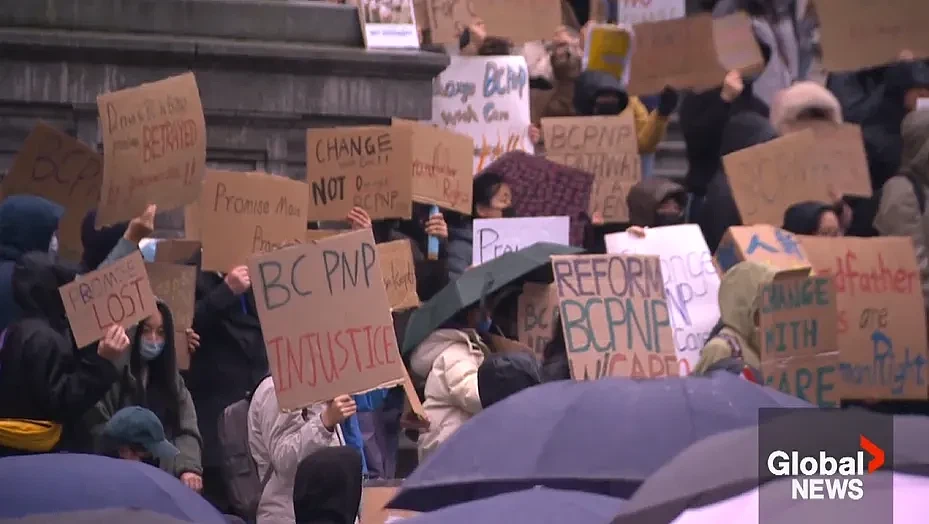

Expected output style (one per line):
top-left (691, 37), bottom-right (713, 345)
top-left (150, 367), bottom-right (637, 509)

top-left (259, 464), bottom-right (273, 490)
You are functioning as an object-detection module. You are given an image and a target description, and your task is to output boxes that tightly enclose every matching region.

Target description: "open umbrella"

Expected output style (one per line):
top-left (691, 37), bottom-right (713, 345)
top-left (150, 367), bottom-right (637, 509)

top-left (670, 471), bottom-right (928, 524)
top-left (399, 487), bottom-right (624, 524)
top-left (0, 454), bottom-right (227, 523)
top-left (388, 373), bottom-right (811, 512)
top-left (402, 242), bottom-right (584, 353)
top-left (611, 411), bottom-right (929, 524)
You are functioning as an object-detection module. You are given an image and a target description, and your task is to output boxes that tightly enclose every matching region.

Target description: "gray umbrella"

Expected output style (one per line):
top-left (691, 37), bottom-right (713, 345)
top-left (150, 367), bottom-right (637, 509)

top-left (0, 509), bottom-right (198, 523)
top-left (611, 410), bottom-right (929, 524)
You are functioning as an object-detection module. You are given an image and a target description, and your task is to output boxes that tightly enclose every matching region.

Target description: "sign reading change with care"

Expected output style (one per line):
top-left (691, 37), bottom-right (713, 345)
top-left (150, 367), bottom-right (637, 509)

top-left (95, 72), bottom-right (206, 228)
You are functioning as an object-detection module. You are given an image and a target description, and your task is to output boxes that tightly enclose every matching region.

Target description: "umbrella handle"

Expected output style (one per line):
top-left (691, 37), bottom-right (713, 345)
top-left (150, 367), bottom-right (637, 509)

top-left (479, 272), bottom-right (495, 314)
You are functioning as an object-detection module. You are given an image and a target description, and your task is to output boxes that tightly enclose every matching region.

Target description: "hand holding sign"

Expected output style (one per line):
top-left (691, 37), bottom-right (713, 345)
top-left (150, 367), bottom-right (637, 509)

top-left (124, 204), bottom-right (157, 244)
top-left (97, 324), bottom-right (131, 362)
top-left (347, 206), bottom-right (373, 230)
top-left (321, 395), bottom-right (357, 431)
top-left (224, 266), bottom-right (251, 295)
top-left (424, 212), bottom-right (448, 240)
top-left (721, 70), bottom-right (744, 102)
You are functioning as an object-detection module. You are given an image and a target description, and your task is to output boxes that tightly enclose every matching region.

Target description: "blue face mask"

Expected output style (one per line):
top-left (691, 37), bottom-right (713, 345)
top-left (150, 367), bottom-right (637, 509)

top-left (140, 339), bottom-right (165, 361)
top-left (477, 316), bottom-right (493, 333)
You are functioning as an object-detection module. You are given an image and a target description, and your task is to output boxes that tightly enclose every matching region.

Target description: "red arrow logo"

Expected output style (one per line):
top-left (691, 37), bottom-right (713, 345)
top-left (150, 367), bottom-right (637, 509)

top-left (860, 435), bottom-right (884, 473)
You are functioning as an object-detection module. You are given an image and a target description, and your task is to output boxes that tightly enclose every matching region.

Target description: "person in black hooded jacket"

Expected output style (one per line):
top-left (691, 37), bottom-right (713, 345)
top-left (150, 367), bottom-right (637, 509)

top-left (782, 201), bottom-right (845, 237)
top-left (698, 112), bottom-right (779, 252)
top-left (0, 252), bottom-right (129, 456)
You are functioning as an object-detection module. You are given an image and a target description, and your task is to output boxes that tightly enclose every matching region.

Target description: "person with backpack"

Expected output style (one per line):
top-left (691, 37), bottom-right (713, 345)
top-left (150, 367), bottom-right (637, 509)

top-left (692, 261), bottom-right (776, 376)
top-left (874, 110), bottom-right (929, 315)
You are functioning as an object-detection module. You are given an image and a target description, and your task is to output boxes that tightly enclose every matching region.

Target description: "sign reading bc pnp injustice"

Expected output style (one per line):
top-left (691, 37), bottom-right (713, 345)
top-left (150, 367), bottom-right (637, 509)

top-left (248, 229), bottom-right (406, 410)
top-left (59, 251), bottom-right (158, 348)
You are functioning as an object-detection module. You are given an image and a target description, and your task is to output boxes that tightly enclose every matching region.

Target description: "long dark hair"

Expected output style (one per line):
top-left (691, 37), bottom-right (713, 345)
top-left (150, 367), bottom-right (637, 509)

top-left (125, 302), bottom-right (182, 433)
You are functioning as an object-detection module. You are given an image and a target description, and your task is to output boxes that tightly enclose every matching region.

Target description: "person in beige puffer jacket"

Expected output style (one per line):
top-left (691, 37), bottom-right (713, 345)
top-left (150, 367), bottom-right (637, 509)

top-left (408, 306), bottom-right (492, 461)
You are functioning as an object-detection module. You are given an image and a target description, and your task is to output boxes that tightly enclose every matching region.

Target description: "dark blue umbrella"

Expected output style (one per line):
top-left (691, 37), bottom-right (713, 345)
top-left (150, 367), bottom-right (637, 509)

top-left (401, 487), bottom-right (624, 524)
top-left (0, 454), bottom-right (227, 523)
top-left (389, 373), bottom-right (811, 512)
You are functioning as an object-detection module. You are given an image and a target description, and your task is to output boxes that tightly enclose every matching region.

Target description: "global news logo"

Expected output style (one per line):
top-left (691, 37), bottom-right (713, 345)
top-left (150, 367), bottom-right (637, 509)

top-left (766, 435), bottom-right (885, 501)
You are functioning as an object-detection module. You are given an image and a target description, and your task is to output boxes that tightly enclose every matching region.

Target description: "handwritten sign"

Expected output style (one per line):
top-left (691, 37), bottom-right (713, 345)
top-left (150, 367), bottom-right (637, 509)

top-left (815, 0), bottom-right (929, 72)
top-left (425, 0), bottom-right (561, 45)
top-left (392, 119), bottom-right (473, 215)
top-left (377, 239), bottom-right (420, 311)
top-left (355, 0), bottom-right (420, 49)
top-left (723, 130), bottom-right (835, 226)
top-left (248, 229), bottom-right (406, 410)
top-left (59, 251), bottom-right (158, 348)
top-left (806, 123), bottom-right (873, 197)
top-left (542, 112), bottom-right (640, 222)
top-left (605, 224), bottom-right (721, 375)
top-left (96, 72), bottom-right (206, 227)
top-left (715, 225), bottom-right (811, 275)
top-left (472, 216), bottom-right (570, 265)
top-left (199, 170), bottom-right (309, 272)
top-left (0, 123), bottom-right (103, 263)
top-left (552, 253), bottom-right (676, 380)
top-left (306, 126), bottom-right (413, 221)
top-left (145, 262), bottom-right (197, 370)
top-left (184, 204), bottom-right (200, 240)
top-left (154, 239), bottom-right (201, 264)
top-left (306, 229), bottom-right (343, 243)
top-left (432, 55), bottom-right (534, 173)
top-left (617, 0), bottom-right (685, 25)
top-left (627, 12), bottom-right (763, 95)
top-left (800, 236), bottom-right (929, 400)
top-left (760, 273), bottom-right (841, 407)
top-left (517, 283), bottom-right (559, 357)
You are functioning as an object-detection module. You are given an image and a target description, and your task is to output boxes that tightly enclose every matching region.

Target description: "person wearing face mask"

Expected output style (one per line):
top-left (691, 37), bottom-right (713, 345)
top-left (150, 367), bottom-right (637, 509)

top-left (407, 301), bottom-right (499, 461)
top-left (692, 261), bottom-right (776, 376)
top-left (446, 172), bottom-right (514, 280)
top-left (83, 301), bottom-right (204, 492)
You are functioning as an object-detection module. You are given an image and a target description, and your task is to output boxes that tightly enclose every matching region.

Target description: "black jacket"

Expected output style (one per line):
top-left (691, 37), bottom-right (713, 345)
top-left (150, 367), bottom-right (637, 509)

top-left (0, 252), bottom-right (118, 456)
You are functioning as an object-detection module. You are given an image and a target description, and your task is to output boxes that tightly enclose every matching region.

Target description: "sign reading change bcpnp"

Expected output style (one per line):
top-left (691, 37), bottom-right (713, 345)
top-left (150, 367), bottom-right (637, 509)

top-left (95, 72), bottom-right (206, 228)
top-left (248, 229), bottom-right (406, 411)
top-left (306, 126), bottom-right (414, 222)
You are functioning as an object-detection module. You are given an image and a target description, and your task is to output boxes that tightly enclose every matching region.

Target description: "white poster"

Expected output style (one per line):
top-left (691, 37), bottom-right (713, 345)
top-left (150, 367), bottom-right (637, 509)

top-left (615, 0), bottom-right (685, 25)
top-left (355, 0), bottom-right (420, 49)
top-left (472, 216), bottom-right (570, 265)
top-left (432, 55), bottom-right (535, 174)
top-left (605, 224), bottom-right (720, 375)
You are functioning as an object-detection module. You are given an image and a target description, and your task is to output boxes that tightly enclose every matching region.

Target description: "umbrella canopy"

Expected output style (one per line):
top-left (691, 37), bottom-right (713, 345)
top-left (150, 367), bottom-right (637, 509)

top-left (388, 373), bottom-right (811, 512)
top-left (402, 242), bottom-right (584, 353)
top-left (670, 472), bottom-right (929, 524)
top-left (0, 508), bottom-right (201, 524)
top-left (612, 411), bottom-right (929, 524)
top-left (0, 454), bottom-right (227, 523)
top-left (400, 487), bottom-right (623, 524)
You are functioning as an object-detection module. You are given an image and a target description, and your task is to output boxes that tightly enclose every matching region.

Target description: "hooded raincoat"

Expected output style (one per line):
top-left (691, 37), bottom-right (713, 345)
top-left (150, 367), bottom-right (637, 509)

top-left (769, 81), bottom-right (843, 135)
top-left (0, 196), bottom-right (63, 332)
top-left (573, 70), bottom-right (668, 153)
top-left (84, 301), bottom-right (202, 478)
top-left (408, 328), bottom-right (491, 461)
top-left (626, 178), bottom-right (688, 227)
top-left (873, 110), bottom-right (929, 313)
top-left (0, 252), bottom-right (119, 456)
top-left (693, 261), bottom-right (776, 375)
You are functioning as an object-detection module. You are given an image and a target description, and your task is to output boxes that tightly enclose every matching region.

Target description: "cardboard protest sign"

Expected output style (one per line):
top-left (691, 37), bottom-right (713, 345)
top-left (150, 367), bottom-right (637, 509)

top-left (59, 251), bottom-right (158, 348)
top-left (542, 112), bottom-right (640, 222)
top-left (376, 239), bottom-right (420, 311)
top-left (199, 170), bottom-right (309, 272)
top-left (806, 123), bottom-right (873, 197)
top-left (583, 24), bottom-right (634, 82)
top-left (472, 216), bottom-right (570, 265)
top-left (799, 236), bottom-right (929, 400)
top-left (424, 0), bottom-right (561, 45)
top-left (723, 130), bottom-right (827, 226)
top-left (359, 484), bottom-right (419, 524)
top-left (306, 229), bottom-right (343, 243)
top-left (815, 0), bottom-right (929, 73)
top-left (617, 0), bottom-right (686, 25)
top-left (95, 72), bottom-right (206, 228)
top-left (1, 123), bottom-right (103, 263)
top-left (627, 12), bottom-right (763, 96)
top-left (154, 239), bottom-right (201, 264)
top-left (432, 56), bottom-right (534, 173)
top-left (184, 204), bottom-right (201, 240)
top-left (353, 0), bottom-right (420, 49)
top-left (552, 253), bottom-right (677, 380)
top-left (605, 224), bottom-right (721, 375)
top-left (715, 225), bottom-right (811, 275)
top-left (247, 229), bottom-right (406, 410)
top-left (759, 272), bottom-right (841, 407)
top-left (145, 262), bottom-right (197, 370)
top-left (306, 126), bottom-right (413, 221)
top-left (392, 119), bottom-right (473, 215)
top-left (517, 283), bottom-right (559, 358)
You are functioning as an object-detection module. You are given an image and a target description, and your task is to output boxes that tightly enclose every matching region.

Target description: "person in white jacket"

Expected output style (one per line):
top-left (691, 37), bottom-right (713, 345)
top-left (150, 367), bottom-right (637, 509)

top-left (247, 376), bottom-right (357, 524)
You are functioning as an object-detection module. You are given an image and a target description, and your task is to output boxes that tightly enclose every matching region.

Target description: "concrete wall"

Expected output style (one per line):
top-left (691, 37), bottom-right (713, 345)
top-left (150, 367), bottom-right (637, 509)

top-left (0, 0), bottom-right (448, 232)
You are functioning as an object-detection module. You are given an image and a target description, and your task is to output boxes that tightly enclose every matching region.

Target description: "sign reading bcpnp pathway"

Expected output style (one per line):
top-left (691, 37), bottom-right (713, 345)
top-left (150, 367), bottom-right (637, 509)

top-left (768, 435), bottom-right (885, 501)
